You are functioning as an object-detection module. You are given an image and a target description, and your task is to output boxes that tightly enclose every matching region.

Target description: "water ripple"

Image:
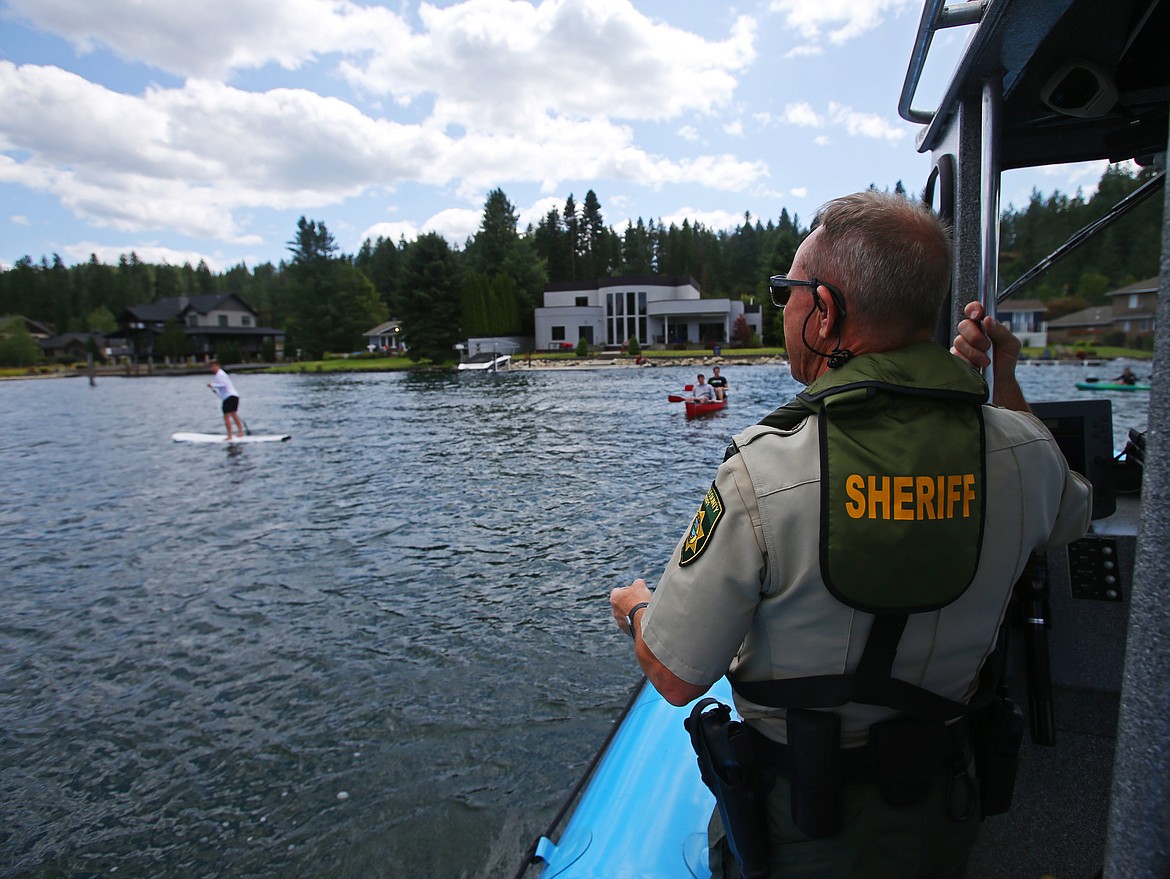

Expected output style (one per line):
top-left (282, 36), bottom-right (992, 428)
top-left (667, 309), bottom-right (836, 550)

top-left (0, 363), bottom-right (1145, 877)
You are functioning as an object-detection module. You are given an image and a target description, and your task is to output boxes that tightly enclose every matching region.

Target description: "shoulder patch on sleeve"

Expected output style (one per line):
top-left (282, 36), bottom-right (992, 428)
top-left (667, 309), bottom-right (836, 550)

top-left (679, 484), bottom-right (725, 566)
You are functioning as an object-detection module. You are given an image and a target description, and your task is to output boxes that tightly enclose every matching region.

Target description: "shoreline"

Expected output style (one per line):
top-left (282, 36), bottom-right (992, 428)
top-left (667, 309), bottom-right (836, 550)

top-left (0, 352), bottom-right (1146, 381)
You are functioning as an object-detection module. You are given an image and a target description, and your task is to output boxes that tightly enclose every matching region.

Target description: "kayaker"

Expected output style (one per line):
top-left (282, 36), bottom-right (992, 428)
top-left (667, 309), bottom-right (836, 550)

top-left (1113, 366), bottom-right (1138, 385)
top-left (610, 191), bottom-right (1091, 879)
top-left (708, 366), bottom-right (729, 400)
top-left (686, 374), bottom-right (716, 403)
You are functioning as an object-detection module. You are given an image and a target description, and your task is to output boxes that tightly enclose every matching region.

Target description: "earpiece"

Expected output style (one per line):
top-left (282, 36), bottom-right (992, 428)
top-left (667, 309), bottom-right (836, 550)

top-left (827, 349), bottom-right (854, 369)
top-left (801, 291), bottom-right (853, 369)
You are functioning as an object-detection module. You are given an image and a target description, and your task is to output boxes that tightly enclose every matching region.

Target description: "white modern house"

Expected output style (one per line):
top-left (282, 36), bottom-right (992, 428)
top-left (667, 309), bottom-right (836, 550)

top-left (533, 275), bottom-right (763, 351)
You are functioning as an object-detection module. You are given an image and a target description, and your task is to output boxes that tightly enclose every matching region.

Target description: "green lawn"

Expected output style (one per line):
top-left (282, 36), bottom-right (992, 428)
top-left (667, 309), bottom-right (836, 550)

top-left (267, 356), bottom-right (422, 373)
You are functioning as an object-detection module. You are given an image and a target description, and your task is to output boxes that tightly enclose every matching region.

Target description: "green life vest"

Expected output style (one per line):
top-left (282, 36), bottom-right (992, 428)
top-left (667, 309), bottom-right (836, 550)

top-left (734, 343), bottom-right (992, 721)
top-left (761, 341), bottom-right (988, 614)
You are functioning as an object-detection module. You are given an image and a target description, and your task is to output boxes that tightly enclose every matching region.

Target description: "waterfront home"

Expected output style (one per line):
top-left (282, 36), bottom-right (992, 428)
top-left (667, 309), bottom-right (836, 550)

top-left (533, 274), bottom-right (764, 351)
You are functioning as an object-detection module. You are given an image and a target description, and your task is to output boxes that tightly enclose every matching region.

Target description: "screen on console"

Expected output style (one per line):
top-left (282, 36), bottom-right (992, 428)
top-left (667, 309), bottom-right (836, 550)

top-left (1030, 399), bottom-right (1115, 519)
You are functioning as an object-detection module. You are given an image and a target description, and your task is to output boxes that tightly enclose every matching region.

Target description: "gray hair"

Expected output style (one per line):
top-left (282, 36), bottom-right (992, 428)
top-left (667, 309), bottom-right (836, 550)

top-left (805, 191), bottom-right (952, 337)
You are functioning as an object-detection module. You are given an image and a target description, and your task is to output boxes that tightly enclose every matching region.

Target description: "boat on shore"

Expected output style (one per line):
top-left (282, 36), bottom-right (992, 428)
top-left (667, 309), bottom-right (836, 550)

top-left (456, 352), bottom-right (512, 371)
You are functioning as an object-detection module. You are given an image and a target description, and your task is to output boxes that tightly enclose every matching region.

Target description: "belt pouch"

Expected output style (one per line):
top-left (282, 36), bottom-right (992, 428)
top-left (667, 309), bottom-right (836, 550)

top-left (970, 695), bottom-right (1025, 816)
top-left (867, 715), bottom-right (948, 807)
top-left (784, 709), bottom-right (842, 838)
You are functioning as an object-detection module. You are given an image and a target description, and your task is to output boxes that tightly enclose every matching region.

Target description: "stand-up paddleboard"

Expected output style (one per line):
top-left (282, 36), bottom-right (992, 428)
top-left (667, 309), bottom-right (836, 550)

top-left (172, 432), bottom-right (291, 444)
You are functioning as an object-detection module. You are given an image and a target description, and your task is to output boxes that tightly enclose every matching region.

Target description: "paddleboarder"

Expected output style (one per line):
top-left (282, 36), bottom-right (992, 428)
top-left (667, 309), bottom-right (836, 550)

top-left (207, 359), bottom-right (245, 440)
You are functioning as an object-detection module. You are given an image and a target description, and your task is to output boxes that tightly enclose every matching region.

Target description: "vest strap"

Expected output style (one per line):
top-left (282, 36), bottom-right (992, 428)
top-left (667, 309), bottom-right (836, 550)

top-left (730, 612), bottom-right (989, 724)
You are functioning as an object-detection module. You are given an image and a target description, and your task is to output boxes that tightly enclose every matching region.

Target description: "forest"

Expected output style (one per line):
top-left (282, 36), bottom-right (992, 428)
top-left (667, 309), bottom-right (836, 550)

top-left (0, 163), bottom-right (1162, 365)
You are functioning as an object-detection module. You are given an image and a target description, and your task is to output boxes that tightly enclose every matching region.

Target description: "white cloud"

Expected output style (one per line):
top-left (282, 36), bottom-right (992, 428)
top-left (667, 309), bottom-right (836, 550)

top-left (723, 120), bottom-right (744, 137)
top-left (0, 63), bottom-right (412, 239)
top-left (422, 207), bottom-right (482, 244)
top-left (10, 214), bottom-right (30, 225)
top-left (783, 102), bottom-right (822, 127)
top-left (0, 1), bottom-right (770, 252)
top-left (659, 206), bottom-right (748, 232)
top-left (790, 186), bottom-right (808, 198)
top-left (518, 196), bottom-right (566, 229)
top-left (340, 1), bottom-right (757, 127)
top-left (4, 0), bottom-right (396, 80)
top-left (769, 0), bottom-right (913, 44)
top-left (677, 125), bottom-right (700, 141)
top-left (827, 102), bottom-right (906, 142)
top-left (59, 240), bottom-right (226, 271)
top-left (355, 220), bottom-right (420, 248)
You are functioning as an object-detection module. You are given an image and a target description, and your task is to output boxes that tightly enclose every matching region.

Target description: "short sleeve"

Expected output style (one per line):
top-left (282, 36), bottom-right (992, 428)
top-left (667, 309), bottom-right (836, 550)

top-left (641, 452), bottom-right (768, 687)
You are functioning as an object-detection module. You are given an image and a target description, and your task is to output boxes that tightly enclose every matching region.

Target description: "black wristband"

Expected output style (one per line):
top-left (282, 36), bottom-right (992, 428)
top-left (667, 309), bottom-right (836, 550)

top-left (626, 602), bottom-right (649, 639)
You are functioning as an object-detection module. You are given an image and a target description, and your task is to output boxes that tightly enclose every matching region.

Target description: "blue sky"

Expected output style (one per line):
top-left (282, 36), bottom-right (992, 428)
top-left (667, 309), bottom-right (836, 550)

top-left (0, 0), bottom-right (1113, 273)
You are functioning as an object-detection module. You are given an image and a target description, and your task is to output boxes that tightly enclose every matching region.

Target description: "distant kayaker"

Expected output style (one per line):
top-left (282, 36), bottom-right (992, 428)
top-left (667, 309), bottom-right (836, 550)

top-left (686, 374), bottom-right (716, 403)
top-left (610, 191), bottom-right (1091, 879)
top-left (707, 365), bottom-right (729, 400)
top-left (207, 359), bottom-right (245, 440)
top-left (1114, 366), bottom-right (1138, 385)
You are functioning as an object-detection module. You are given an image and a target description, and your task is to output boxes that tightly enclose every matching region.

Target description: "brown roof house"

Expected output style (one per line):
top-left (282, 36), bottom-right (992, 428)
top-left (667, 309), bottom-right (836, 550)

top-left (1046, 305), bottom-right (1115, 345)
top-left (1108, 277), bottom-right (1158, 347)
top-left (117, 294), bottom-right (283, 363)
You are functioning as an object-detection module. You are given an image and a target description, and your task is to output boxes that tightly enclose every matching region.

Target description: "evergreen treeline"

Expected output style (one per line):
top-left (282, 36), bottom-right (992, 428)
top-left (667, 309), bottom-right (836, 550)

top-left (0, 165), bottom-right (1161, 365)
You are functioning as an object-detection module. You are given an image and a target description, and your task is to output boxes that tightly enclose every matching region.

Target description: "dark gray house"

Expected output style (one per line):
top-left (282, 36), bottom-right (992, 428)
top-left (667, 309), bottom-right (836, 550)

top-left (117, 294), bottom-right (283, 362)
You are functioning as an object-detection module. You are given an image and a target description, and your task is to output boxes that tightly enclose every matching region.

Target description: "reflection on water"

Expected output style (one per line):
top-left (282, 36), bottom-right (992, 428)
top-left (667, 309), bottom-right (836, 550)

top-left (0, 361), bottom-right (1147, 877)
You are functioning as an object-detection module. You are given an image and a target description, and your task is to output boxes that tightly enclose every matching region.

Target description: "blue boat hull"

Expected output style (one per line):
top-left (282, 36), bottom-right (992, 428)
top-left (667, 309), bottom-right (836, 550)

top-left (535, 677), bottom-right (733, 878)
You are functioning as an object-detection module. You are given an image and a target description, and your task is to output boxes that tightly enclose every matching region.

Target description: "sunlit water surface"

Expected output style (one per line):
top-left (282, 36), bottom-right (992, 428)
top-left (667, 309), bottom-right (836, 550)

top-left (0, 361), bottom-right (1147, 878)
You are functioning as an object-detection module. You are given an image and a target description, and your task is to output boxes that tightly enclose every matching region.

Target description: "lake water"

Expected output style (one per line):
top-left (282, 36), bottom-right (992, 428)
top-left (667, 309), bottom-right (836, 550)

top-left (0, 360), bottom-right (1148, 878)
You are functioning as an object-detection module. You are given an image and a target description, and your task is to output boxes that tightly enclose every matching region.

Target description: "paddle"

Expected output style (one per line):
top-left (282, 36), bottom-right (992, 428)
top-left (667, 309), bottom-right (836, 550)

top-left (667, 394), bottom-right (686, 403)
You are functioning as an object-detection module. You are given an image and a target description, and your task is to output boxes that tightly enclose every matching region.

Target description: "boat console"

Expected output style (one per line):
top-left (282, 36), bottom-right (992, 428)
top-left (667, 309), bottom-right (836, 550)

top-left (902, 0), bottom-right (1167, 874)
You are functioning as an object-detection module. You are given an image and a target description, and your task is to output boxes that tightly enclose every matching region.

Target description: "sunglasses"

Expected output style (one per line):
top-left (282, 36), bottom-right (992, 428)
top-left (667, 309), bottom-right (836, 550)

top-left (768, 274), bottom-right (847, 312)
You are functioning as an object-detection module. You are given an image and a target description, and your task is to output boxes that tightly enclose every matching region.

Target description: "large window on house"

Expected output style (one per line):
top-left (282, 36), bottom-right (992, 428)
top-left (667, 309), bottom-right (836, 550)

top-left (218, 315), bottom-right (228, 327)
top-left (241, 316), bottom-right (252, 327)
top-left (575, 296), bottom-right (588, 307)
top-left (551, 326), bottom-right (565, 340)
top-left (606, 290), bottom-right (647, 345)
top-left (699, 322), bottom-right (725, 343)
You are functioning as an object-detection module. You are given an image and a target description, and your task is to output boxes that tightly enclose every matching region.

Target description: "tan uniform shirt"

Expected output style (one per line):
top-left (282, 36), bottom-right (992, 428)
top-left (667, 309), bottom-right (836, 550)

top-left (641, 404), bottom-right (1092, 747)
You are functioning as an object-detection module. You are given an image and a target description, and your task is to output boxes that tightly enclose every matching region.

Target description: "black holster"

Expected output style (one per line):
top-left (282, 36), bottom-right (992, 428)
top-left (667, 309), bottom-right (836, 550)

top-left (685, 698), bottom-right (771, 879)
top-left (969, 694), bottom-right (1025, 816)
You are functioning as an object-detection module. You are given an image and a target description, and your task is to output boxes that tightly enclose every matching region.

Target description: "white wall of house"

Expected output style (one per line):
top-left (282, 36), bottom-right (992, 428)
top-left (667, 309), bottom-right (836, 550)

top-left (535, 276), bottom-right (762, 350)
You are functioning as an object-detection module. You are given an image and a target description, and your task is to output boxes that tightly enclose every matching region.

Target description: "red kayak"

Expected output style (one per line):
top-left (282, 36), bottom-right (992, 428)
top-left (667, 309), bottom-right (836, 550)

top-left (669, 384), bottom-right (728, 419)
top-left (685, 398), bottom-right (727, 419)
